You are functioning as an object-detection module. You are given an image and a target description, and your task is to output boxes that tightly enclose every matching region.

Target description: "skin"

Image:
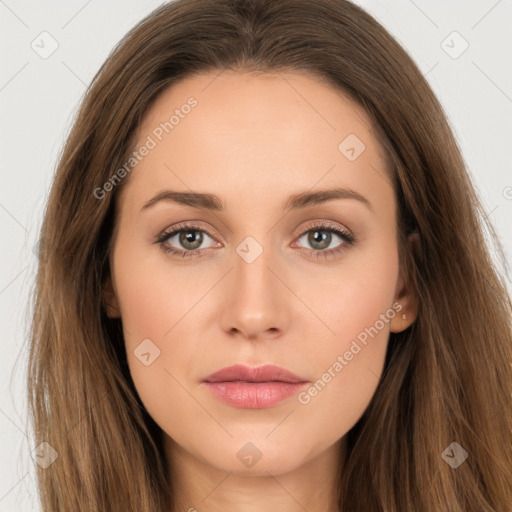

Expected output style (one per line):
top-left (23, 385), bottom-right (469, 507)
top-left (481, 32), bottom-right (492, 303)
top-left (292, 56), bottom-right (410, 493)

top-left (104, 70), bottom-right (418, 512)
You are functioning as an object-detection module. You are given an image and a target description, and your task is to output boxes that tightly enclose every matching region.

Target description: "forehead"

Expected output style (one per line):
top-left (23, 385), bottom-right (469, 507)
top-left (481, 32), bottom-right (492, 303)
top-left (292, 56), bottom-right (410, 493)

top-left (119, 69), bottom-right (393, 215)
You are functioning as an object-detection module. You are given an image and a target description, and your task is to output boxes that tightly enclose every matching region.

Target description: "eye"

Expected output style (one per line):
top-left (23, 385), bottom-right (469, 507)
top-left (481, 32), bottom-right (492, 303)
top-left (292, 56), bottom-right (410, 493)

top-left (293, 221), bottom-right (355, 259)
top-left (155, 222), bottom-right (221, 258)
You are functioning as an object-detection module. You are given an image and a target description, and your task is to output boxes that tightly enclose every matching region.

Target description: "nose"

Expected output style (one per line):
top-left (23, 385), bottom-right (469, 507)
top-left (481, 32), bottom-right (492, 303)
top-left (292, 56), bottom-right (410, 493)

top-left (218, 241), bottom-right (291, 341)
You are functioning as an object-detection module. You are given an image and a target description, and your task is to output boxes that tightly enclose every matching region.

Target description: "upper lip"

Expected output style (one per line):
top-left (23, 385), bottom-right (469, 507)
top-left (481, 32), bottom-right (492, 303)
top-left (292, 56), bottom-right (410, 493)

top-left (203, 364), bottom-right (307, 383)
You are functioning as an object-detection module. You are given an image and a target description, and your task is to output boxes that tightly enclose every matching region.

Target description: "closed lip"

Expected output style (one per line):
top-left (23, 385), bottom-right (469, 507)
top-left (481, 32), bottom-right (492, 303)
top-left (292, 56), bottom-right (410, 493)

top-left (203, 364), bottom-right (308, 384)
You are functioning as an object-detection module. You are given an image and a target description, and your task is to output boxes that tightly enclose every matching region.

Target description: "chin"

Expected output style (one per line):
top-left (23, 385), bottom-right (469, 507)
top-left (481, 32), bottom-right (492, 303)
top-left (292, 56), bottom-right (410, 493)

top-left (196, 437), bottom-right (312, 476)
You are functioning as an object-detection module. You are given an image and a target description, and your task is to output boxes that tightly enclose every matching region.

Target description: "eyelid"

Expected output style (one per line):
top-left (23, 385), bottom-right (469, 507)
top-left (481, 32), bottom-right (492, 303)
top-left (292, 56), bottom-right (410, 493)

top-left (157, 220), bottom-right (223, 243)
top-left (156, 219), bottom-right (351, 242)
top-left (295, 219), bottom-right (351, 238)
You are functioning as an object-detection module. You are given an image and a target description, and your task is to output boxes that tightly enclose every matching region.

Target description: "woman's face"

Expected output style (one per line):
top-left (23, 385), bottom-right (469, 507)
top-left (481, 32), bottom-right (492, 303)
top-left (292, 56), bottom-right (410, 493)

top-left (105, 70), bottom-right (417, 476)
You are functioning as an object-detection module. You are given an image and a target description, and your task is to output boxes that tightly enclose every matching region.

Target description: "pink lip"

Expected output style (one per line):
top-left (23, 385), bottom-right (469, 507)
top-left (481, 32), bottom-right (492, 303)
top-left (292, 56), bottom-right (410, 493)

top-left (202, 364), bottom-right (309, 409)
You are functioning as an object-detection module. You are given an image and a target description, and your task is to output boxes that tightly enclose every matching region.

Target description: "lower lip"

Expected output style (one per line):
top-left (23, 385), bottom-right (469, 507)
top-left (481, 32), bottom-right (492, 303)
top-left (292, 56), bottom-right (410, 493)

top-left (203, 381), bottom-right (308, 409)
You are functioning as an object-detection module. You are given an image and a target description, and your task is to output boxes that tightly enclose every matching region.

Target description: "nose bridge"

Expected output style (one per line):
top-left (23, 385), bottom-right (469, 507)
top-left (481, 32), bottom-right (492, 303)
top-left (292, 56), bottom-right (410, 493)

top-left (218, 233), bottom-right (289, 338)
top-left (233, 233), bottom-right (280, 304)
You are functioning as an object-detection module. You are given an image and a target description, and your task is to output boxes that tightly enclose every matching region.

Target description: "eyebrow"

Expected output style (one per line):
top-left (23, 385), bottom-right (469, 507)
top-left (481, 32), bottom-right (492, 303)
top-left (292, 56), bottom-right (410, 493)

top-left (140, 187), bottom-right (374, 213)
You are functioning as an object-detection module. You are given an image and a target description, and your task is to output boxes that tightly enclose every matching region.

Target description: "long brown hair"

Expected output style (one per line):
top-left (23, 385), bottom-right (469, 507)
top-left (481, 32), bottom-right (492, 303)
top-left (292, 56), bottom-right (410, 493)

top-left (28, 0), bottom-right (512, 510)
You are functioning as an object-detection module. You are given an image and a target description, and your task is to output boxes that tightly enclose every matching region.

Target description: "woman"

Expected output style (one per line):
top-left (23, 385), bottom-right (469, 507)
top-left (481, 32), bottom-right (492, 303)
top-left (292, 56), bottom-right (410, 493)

top-left (28, 0), bottom-right (512, 510)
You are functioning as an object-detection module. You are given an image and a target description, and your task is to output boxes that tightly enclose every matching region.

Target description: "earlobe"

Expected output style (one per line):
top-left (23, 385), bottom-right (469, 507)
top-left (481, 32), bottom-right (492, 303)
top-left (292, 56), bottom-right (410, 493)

top-left (390, 231), bottom-right (420, 333)
top-left (390, 294), bottom-right (418, 333)
top-left (102, 275), bottom-right (121, 318)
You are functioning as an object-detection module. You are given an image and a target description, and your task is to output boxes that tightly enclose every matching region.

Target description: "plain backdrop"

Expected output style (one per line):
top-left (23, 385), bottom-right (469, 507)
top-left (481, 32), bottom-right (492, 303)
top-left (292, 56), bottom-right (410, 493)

top-left (1, 1), bottom-right (511, 510)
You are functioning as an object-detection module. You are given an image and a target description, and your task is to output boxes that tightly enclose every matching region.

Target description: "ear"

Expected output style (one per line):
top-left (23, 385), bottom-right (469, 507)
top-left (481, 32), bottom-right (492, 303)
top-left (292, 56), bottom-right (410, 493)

top-left (390, 231), bottom-right (420, 333)
top-left (102, 274), bottom-right (121, 318)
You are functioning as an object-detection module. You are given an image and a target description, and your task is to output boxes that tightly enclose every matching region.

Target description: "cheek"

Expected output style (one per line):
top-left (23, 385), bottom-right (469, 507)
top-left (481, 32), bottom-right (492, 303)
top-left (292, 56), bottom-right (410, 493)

top-left (301, 237), bottom-right (399, 349)
top-left (111, 246), bottom-right (207, 426)
top-left (294, 248), bottom-right (399, 432)
top-left (113, 242), bottom-right (205, 342)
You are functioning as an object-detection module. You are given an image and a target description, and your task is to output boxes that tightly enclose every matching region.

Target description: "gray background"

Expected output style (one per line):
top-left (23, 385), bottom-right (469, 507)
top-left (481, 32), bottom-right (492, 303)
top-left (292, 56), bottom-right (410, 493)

top-left (1, 0), bottom-right (511, 509)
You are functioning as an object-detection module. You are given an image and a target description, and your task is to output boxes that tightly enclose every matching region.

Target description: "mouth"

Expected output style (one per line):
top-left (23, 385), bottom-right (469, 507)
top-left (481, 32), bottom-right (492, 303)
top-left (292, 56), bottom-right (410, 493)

top-left (202, 364), bottom-right (309, 409)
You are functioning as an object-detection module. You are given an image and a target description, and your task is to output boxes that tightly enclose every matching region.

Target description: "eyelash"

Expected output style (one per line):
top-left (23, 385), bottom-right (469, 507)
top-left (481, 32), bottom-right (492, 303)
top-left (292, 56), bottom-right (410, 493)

top-left (155, 220), bottom-right (356, 260)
